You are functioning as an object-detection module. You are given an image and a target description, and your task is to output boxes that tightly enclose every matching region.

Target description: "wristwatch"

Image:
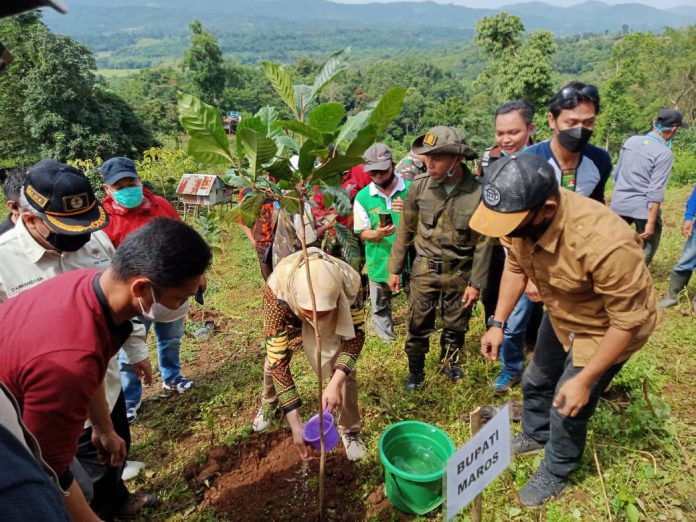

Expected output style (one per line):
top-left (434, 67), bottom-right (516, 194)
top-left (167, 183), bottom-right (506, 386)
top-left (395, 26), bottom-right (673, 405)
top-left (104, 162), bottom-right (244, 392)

top-left (486, 316), bottom-right (506, 330)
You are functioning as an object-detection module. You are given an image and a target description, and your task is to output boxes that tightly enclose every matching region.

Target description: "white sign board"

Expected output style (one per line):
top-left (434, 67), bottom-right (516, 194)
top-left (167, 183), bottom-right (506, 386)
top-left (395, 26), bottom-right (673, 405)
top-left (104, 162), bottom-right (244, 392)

top-left (445, 404), bottom-right (511, 520)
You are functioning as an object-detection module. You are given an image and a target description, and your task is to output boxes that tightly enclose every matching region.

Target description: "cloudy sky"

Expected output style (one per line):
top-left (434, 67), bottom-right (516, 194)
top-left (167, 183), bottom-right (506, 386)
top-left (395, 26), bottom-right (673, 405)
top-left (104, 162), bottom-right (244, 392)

top-left (335, 0), bottom-right (695, 8)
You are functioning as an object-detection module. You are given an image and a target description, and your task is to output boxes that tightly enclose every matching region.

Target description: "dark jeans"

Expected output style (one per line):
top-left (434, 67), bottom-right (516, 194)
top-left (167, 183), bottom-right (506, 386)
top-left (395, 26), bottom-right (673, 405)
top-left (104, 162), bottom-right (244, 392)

top-left (76, 392), bottom-right (131, 521)
top-left (522, 313), bottom-right (624, 478)
top-left (621, 213), bottom-right (662, 265)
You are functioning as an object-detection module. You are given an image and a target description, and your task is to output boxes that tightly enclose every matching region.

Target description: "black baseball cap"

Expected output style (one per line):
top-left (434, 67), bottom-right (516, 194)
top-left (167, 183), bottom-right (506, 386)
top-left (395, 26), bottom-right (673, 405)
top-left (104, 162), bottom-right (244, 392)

top-left (101, 156), bottom-right (140, 185)
top-left (656, 109), bottom-right (688, 129)
top-left (470, 153), bottom-right (558, 238)
top-left (24, 159), bottom-right (108, 235)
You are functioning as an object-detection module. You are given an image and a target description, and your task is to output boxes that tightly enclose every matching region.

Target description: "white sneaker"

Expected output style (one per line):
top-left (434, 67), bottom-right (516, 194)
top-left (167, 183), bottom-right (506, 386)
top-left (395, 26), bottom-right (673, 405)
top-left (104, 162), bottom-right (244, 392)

top-left (252, 402), bottom-right (280, 432)
top-left (341, 432), bottom-right (366, 461)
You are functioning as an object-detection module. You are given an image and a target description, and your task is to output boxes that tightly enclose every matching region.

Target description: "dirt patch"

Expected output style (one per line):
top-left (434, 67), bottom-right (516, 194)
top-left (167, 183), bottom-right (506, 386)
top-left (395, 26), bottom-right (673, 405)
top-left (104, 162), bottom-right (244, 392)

top-left (186, 431), bottom-right (366, 521)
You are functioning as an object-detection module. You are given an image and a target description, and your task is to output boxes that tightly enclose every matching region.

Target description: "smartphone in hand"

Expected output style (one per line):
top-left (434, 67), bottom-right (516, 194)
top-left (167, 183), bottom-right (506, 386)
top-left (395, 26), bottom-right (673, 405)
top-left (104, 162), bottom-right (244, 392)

top-left (378, 212), bottom-right (393, 228)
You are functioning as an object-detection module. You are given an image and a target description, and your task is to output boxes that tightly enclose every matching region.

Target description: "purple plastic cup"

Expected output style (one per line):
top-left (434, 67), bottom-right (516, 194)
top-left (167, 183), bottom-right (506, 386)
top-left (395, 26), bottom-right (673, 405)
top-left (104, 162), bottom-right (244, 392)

top-left (302, 410), bottom-right (340, 452)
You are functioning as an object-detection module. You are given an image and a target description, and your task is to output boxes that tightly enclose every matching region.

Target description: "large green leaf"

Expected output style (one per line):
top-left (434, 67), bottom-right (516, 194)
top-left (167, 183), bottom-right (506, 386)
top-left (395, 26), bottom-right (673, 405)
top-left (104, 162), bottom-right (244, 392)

top-left (187, 136), bottom-right (234, 167)
top-left (274, 135), bottom-right (299, 155)
top-left (238, 128), bottom-right (278, 178)
top-left (318, 184), bottom-right (352, 217)
top-left (309, 47), bottom-right (350, 105)
top-left (298, 139), bottom-right (320, 176)
top-left (177, 92), bottom-right (233, 164)
top-left (345, 123), bottom-right (378, 158)
top-left (335, 109), bottom-right (371, 149)
top-left (265, 158), bottom-right (294, 181)
top-left (234, 115), bottom-right (265, 162)
top-left (368, 87), bottom-right (407, 135)
top-left (334, 222), bottom-right (361, 270)
top-left (279, 191), bottom-right (301, 215)
top-left (256, 106), bottom-right (282, 137)
top-left (310, 155), bottom-right (363, 185)
top-left (224, 171), bottom-right (253, 188)
top-left (261, 61), bottom-right (296, 116)
top-left (238, 191), bottom-right (265, 228)
top-left (308, 102), bottom-right (346, 132)
top-left (276, 120), bottom-right (329, 146)
top-left (294, 84), bottom-right (314, 119)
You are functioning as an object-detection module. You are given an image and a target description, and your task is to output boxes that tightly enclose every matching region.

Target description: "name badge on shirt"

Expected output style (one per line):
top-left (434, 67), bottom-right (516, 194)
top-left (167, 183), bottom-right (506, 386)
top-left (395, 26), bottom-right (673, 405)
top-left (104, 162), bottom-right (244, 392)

top-left (561, 168), bottom-right (577, 191)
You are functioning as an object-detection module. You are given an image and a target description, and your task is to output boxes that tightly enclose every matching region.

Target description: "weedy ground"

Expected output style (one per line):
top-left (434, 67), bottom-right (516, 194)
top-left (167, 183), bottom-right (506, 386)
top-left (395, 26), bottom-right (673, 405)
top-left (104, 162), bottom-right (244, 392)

top-left (129, 185), bottom-right (695, 521)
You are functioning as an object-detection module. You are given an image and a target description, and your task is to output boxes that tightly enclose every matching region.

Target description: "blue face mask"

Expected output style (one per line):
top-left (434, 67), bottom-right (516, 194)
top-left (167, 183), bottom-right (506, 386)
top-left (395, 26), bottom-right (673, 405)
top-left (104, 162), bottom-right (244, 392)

top-left (651, 125), bottom-right (674, 149)
top-left (113, 186), bottom-right (143, 208)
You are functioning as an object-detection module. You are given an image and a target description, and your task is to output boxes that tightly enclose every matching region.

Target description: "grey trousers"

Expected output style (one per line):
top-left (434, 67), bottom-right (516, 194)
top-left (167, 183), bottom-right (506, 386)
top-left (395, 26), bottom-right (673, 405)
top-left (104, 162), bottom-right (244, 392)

top-left (522, 313), bottom-right (624, 478)
top-left (369, 280), bottom-right (396, 341)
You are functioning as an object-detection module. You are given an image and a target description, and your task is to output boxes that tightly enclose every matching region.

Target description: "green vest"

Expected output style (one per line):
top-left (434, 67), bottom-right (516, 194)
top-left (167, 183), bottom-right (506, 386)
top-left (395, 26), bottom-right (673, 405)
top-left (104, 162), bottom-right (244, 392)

top-left (354, 179), bottom-right (411, 283)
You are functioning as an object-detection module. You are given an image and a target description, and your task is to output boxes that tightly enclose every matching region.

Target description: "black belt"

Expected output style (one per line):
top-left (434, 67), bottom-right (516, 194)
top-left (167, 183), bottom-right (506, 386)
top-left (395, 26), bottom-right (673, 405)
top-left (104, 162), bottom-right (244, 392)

top-left (423, 257), bottom-right (472, 275)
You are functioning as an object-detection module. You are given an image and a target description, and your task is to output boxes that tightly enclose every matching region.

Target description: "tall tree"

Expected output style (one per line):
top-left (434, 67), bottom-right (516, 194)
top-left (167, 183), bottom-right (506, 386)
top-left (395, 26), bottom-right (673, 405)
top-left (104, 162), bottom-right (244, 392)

top-left (0, 12), bottom-right (155, 162)
top-left (473, 13), bottom-right (555, 113)
top-left (181, 19), bottom-right (226, 106)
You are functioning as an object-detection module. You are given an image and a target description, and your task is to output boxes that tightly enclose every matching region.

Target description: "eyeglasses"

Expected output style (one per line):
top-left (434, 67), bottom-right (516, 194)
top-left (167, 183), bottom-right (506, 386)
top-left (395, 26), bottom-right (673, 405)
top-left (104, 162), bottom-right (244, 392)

top-left (560, 84), bottom-right (599, 103)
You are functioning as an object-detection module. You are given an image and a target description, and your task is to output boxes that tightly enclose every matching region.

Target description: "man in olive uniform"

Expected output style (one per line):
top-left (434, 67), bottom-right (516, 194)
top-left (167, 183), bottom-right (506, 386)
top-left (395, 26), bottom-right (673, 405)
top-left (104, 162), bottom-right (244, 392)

top-left (388, 126), bottom-right (492, 389)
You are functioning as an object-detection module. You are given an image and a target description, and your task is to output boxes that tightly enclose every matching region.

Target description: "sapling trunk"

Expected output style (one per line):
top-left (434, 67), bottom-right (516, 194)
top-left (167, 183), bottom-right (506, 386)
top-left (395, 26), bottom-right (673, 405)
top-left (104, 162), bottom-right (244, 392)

top-left (297, 191), bottom-right (326, 521)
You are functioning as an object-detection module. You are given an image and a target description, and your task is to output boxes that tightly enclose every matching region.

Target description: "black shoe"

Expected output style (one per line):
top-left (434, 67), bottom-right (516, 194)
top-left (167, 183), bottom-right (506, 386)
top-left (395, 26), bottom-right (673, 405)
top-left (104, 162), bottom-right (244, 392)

top-left (404, 372), bottom-right (424, 391)
top-left (511, 432), bottom-right (545, 456)
top-left (517, 467), bottom-right (567, 507)
top-left (442, 364), bottom-right (463, 383)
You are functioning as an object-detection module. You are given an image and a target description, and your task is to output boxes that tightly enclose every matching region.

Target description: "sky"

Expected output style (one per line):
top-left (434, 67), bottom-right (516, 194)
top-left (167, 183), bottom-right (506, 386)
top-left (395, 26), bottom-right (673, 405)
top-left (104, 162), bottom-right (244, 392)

top-left (335, 0), bottom-right (696, 8)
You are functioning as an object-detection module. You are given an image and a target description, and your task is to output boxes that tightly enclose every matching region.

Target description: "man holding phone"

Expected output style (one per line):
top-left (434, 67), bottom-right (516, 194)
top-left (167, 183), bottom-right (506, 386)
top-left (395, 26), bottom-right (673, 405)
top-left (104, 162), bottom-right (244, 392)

top-left (354, 144), bottom-right (410, 341)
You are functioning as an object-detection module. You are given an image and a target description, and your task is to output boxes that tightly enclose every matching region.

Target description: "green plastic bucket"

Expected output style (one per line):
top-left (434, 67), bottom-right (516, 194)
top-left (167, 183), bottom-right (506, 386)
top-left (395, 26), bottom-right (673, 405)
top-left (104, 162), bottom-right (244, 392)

top-left (378, 420), bottom-right (455, 515)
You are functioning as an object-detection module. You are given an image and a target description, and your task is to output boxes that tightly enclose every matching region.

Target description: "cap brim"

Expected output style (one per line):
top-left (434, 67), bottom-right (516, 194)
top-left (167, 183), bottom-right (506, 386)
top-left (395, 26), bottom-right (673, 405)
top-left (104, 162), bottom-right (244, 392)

top-left (364, 160), bottom-right (392, 172)
top-left (103, 169), bottom-right (139, 185)
top-left (470, 202), bottom-right (530, 238)
top-left (45, 203), bottom-right (109, 235)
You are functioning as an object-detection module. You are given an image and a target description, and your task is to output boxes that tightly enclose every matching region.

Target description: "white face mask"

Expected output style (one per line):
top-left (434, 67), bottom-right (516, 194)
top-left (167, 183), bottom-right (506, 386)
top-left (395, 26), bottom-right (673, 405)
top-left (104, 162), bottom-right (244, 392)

top-left (139, 286), bottom-right (189, 323)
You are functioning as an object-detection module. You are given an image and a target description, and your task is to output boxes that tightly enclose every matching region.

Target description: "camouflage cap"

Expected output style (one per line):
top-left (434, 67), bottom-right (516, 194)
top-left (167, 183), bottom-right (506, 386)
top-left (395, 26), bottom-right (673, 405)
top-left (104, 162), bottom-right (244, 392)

top-left (411, 126), bottom-right (478, 160)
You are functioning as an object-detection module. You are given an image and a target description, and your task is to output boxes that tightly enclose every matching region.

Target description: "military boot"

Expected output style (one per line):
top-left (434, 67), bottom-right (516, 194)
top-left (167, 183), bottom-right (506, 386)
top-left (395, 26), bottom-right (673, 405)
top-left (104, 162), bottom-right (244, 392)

top-left (660, 270), bottom-right (691, 308)
top-left (439, 330), bottom-right (464, 383)
top-left (404, 354), bottom-right (425, 391)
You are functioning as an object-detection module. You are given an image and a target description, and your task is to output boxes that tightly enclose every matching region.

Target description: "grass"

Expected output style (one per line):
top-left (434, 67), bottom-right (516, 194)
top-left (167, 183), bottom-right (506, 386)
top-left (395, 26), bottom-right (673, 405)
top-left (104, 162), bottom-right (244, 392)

top-left (129, 184), bottom-right (696, 521)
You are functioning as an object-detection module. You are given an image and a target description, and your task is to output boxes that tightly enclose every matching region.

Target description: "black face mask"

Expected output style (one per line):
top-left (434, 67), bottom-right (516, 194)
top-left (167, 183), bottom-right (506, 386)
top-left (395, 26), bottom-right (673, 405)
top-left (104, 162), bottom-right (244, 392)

top-left (557, 126), bottom-right (593, 153)
top-left (375, 172), bottom-right (396, 189)
top-left (507, 209), bottom-right (552, 240)
top-left (45, 232), bottom-right (91, 252)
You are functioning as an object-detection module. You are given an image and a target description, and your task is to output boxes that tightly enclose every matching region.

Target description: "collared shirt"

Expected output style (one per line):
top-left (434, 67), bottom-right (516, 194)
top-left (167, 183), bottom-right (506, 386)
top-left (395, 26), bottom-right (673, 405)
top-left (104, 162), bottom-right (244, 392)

top-left (388, 167), bottom-right (492, 289)
top-left (0, 217), bottom-right (114, 301)
top-left (0, 270), bottom-right (132, 478)
top-left (610, 133), bottom-right (674, 220)
top-left (0, 217), bottom-right (148, 420)
top-left (501, 188), bottom-right (659, 366)
top-left (527, 140), bottom-right (612, 203)
top-left (354, 176), bottom-right (410, 283)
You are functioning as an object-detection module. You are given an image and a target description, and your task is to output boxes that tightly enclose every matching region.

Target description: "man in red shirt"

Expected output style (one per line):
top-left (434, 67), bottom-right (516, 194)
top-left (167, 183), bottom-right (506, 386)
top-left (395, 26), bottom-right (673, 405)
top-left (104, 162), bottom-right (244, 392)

top-left (0, 218), bottom-right (211, 521)
top-left (100, 157), bottom-right (193, 423)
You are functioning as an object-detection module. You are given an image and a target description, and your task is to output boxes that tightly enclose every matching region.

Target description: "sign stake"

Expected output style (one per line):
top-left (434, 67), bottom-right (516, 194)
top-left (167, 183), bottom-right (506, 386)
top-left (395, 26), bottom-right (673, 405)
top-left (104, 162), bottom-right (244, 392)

top-left (470, 407), bottom-right (483, 522)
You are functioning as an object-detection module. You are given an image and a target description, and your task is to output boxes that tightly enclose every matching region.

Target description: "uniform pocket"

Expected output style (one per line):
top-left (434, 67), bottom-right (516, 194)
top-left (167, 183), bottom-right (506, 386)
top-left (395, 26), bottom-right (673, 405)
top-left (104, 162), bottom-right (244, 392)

top-left (549, 273), bottom-right (592, 294)
top-left (453, 211), bottom-right (472, 243)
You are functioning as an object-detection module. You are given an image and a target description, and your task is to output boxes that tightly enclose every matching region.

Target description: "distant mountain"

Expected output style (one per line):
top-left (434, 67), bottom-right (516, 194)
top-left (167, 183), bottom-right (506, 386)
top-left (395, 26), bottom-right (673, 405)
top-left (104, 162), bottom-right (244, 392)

top-left (39, 0), bottom-right (696, 67)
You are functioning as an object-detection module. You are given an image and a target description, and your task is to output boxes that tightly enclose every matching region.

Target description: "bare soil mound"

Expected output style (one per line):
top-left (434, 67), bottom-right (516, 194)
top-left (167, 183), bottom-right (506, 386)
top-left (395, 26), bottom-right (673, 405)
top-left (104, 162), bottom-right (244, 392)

top-left (185, 430), bottom-right (368, 521)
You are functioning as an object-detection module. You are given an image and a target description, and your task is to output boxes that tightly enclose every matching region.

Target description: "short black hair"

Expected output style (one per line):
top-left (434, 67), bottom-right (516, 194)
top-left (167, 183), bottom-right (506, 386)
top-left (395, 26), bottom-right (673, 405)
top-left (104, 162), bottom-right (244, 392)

top-left (112, 218), bottom-right (212, 289)
top-left (549, 81), bottom-right (600, 118)
top-left (3, 168), bottom-right (27, 202)
top-left (495, 100), bottom-right (535, 126)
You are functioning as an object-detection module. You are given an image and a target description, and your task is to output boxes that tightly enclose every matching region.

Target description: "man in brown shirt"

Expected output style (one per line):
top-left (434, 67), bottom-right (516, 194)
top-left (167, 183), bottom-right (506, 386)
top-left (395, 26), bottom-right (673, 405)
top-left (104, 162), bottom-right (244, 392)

top-left (471, 153), bottom-right (658, 507)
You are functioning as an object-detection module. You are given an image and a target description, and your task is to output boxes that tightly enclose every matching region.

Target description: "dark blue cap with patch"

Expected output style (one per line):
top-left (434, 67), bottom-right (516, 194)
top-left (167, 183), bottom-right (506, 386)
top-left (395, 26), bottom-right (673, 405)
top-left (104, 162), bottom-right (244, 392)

top-left (24, 159), bottom-right (108, 235)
